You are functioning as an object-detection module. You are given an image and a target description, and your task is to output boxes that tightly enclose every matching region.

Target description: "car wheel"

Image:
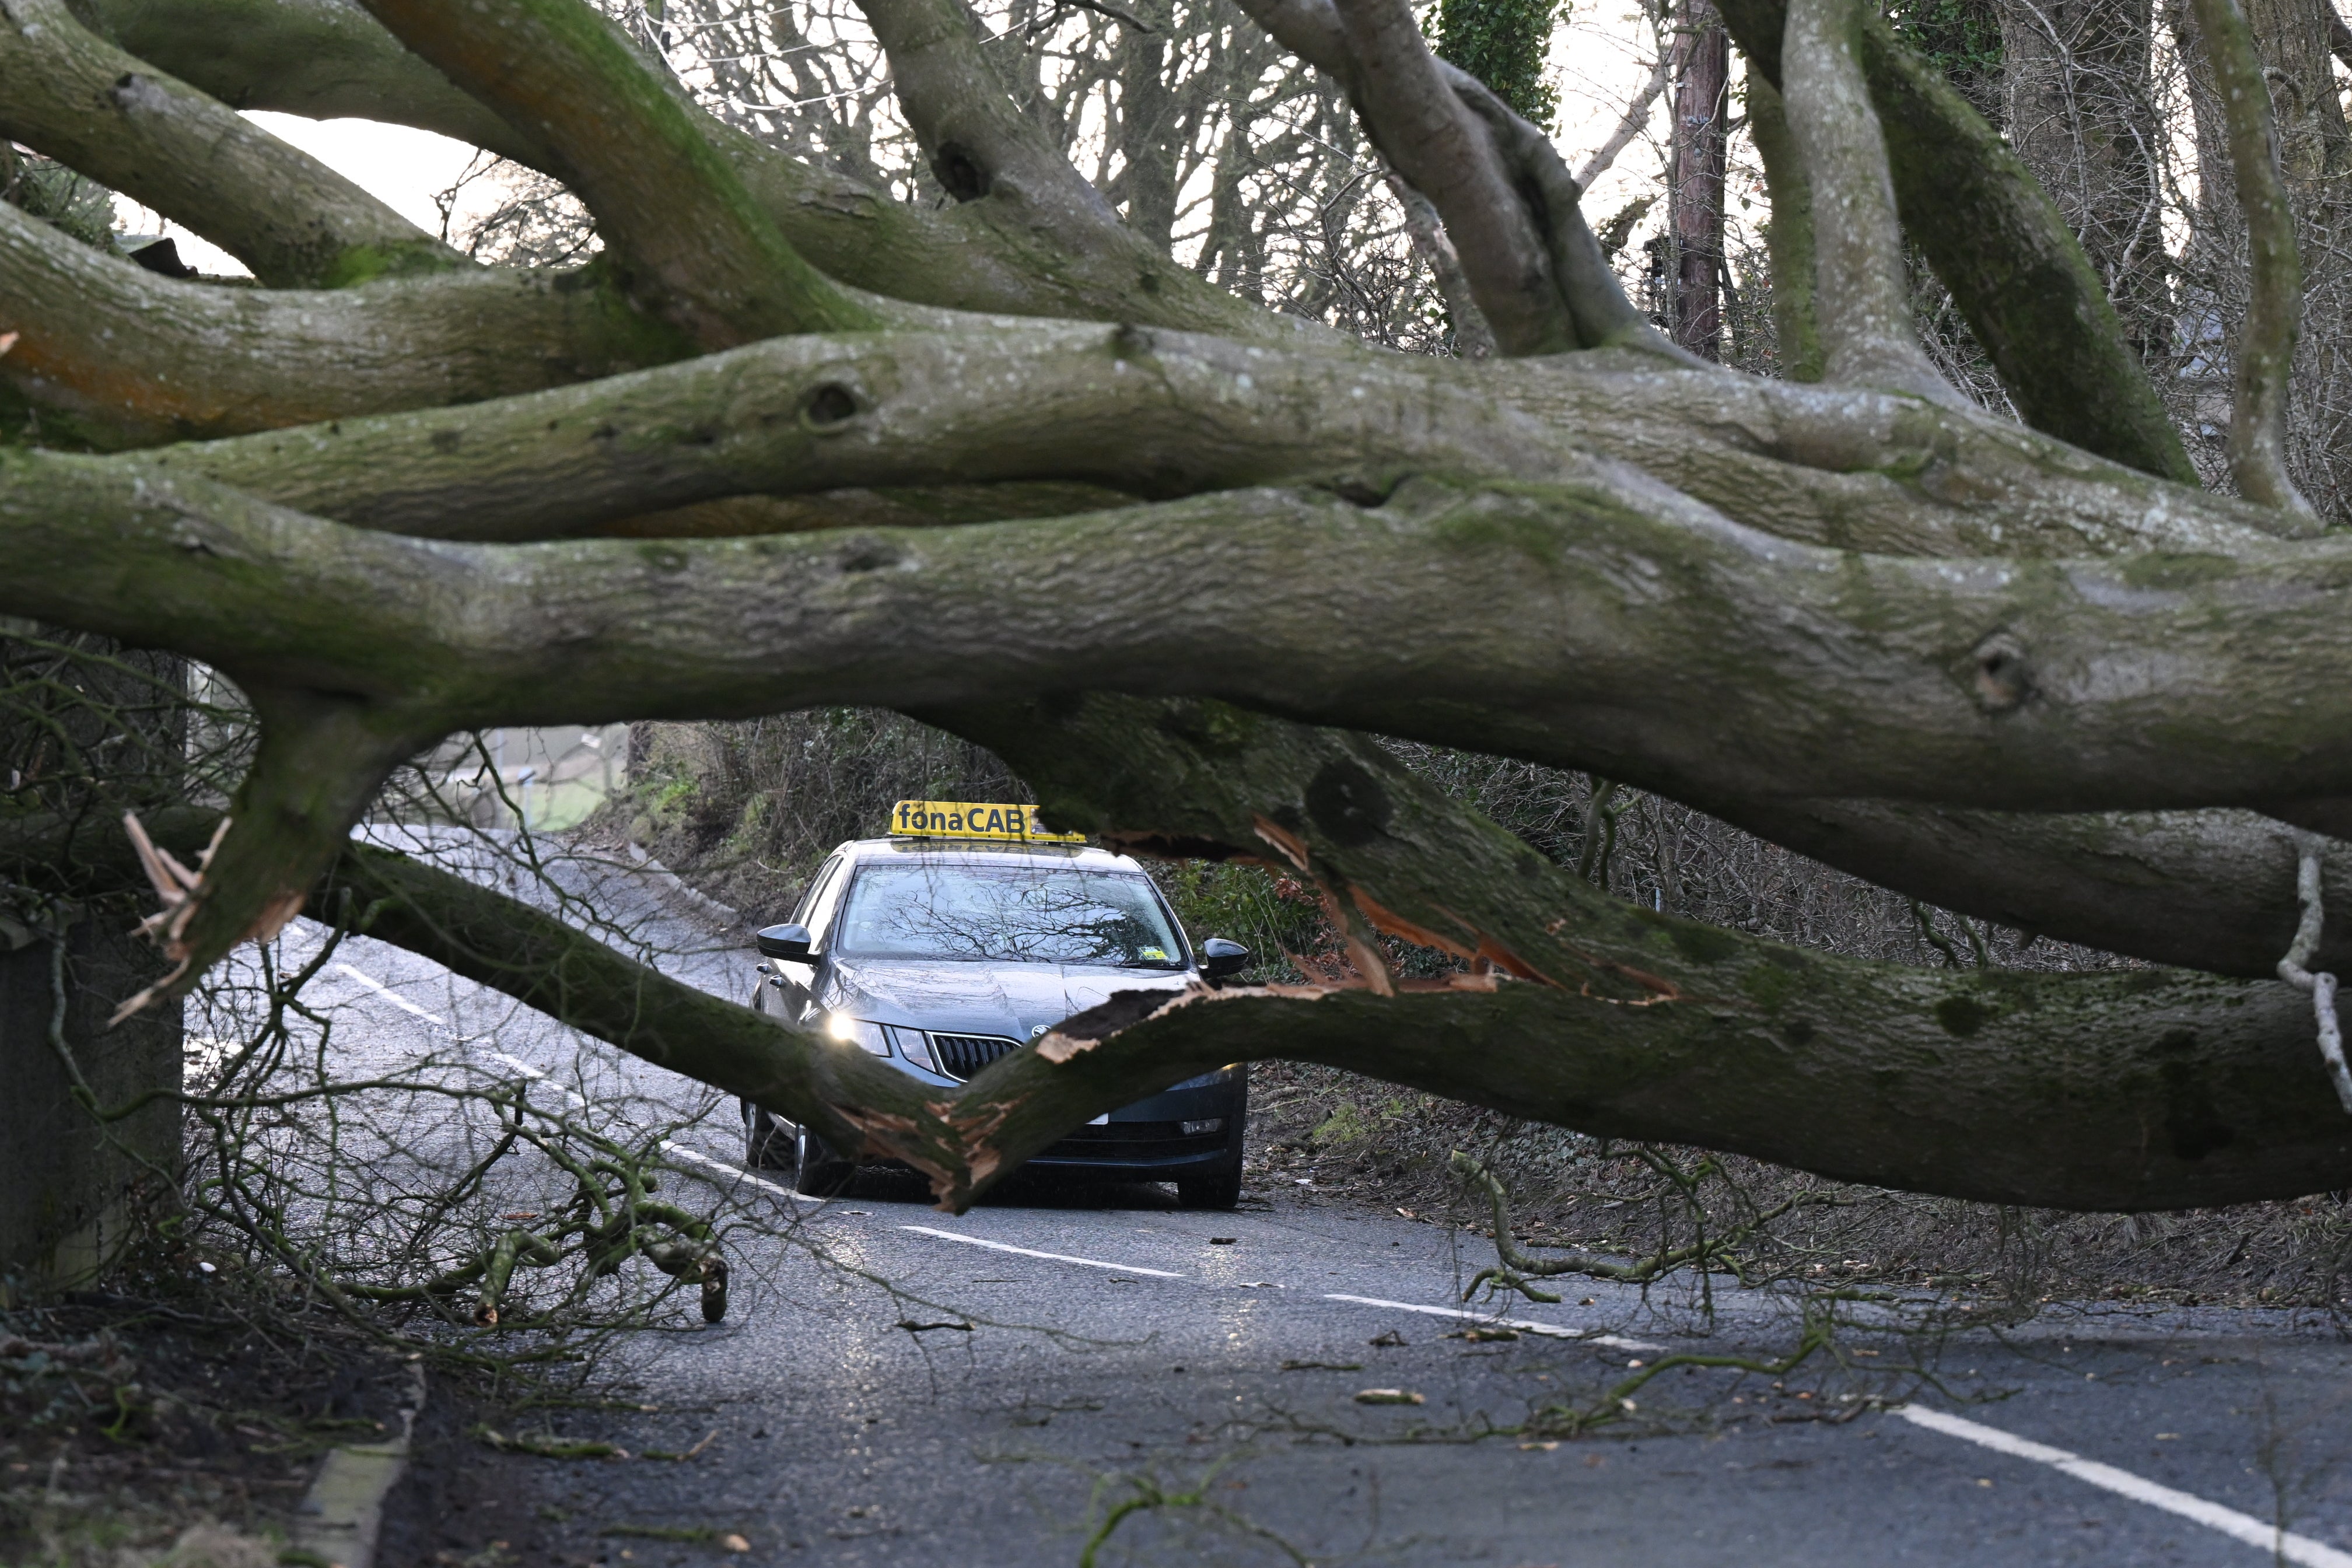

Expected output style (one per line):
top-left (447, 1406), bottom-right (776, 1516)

top-left (744, 1101), bottom-right (793, 1170)
top-left (794, 1124), bottom-right (855, 1197)
top-left (1177, 1173), bottom-right (1242, 1210)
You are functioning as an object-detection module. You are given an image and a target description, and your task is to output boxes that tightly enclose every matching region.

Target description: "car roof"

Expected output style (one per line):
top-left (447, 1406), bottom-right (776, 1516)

top-left (832, 836), bottom-right (1148, 874)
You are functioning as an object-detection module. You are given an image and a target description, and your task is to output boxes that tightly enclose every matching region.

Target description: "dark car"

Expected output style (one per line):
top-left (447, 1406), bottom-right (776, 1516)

top-left (738, 831), bottom-right (1252, 1208)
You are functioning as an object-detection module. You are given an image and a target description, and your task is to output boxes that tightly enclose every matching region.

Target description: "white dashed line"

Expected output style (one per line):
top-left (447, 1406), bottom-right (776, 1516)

top-left (335, 964), bottom-right (450, 1026)
top-left (1322, 1294), bottom-right (1664, 1350)
top-left (900, 1226), bottom-right (1187, 1278)
top-left (487, 1051), bottom-right (804, 1202)
top-left (663, 1141), bottom-right (803, 1202)
top-left (1896, 1406), bottom-right (2352, 1567)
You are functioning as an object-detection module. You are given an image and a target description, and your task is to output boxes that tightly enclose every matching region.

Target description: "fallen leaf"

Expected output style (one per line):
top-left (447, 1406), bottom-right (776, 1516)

top-left (0, 332), bottom-right (18, 357)
top-left (1518, 1441), bottom-right (1559, 1451)
top-left (1353, 1388), bottom-right (1424, 1406)
top-left (722, 1535), bottom-right (751, 1553)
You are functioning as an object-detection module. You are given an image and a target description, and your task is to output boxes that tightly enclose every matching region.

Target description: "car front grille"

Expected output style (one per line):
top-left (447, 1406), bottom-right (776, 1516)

top-left (930, 1031), bottom-right (1025, 1080)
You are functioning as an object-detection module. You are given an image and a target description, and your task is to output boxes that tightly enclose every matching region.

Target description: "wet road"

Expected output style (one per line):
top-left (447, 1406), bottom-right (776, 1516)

top-left (298, 842), bottom-right (2352, 1567)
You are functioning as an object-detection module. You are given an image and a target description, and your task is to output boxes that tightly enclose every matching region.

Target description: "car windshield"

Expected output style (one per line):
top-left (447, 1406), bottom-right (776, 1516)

top-left (833, 862), bottom-right (1187, 967)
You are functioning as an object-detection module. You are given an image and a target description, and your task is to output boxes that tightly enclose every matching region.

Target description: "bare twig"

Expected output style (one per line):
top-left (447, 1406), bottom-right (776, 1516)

top-left (1574, 0), bottom-right (1672, 190)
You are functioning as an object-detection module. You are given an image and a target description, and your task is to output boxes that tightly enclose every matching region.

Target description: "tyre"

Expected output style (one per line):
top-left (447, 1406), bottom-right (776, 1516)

top-left (793, 1124), bottom-right (855, 1196)
top-left (1177, 1172), bottom-right (1242, 1210)
top-left (744, 1101), bottom-right (793, 1170)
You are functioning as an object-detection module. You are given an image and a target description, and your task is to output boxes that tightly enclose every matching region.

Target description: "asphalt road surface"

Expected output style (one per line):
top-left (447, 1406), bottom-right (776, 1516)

top-left (291, 836), bottom-right (2352, 1567)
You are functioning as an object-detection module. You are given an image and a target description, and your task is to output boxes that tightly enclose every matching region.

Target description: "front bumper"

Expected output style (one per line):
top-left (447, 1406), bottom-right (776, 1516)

top-left (1026, 1070), bottom-right (1247, 1177)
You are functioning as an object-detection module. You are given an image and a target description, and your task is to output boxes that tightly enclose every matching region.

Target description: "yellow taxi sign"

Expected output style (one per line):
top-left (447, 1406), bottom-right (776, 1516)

top-left (889, 800), bottom-right (1085, 844)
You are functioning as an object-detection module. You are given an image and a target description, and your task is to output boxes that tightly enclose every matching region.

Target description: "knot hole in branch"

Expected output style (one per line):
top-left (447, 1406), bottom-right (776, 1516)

top-left (1969, 631), bottom-right (2032, 713)
top-left (802, 384), bottom-right (860, 429)
top-left (1304, 758), bottom-right (1394, 848)
top-left (930, 142), bottom-right (992, 202)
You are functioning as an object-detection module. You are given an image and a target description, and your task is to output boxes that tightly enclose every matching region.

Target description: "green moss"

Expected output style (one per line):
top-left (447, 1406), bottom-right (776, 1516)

top-left (318, 239), bottom-right (466, 289)
top-left (1741, 961), bottom-right (1800, 1015)
top-left (1662, 918), bottom-right (1744, 966)
top-left (1154, 699), bottom-right (1261, 757)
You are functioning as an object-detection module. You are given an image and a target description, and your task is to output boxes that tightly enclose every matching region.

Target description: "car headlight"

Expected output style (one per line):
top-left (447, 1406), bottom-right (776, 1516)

top-left (884, 1026), bottom-right (936, 1070)
top-left (824, 1014), bottom-right (890, 1055)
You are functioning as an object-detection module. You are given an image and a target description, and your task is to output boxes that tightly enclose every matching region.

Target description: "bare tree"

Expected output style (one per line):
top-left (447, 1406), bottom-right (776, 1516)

top-left (4, 0), bottom-right (2352, 1224)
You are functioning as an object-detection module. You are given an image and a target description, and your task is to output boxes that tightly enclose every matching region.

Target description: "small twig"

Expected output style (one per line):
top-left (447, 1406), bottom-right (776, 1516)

top-left (1048, 0), bottom-right (1158, 31)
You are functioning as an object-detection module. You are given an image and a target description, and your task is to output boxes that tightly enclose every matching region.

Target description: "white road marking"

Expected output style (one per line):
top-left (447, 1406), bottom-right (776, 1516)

top-left (1896, 1406), bottom-right (2352, 1567)
top-left (1322, 1293), bottom-right (1664, 1351)
top-left (336, 964), bottom-right (450, 1026)
top-left (488, 1051), bottom-right (808, 1204)
top-left (901, 1226), bottom-right (1186, 1279)
top-left (663, 1141), bottom-right (803, 1202)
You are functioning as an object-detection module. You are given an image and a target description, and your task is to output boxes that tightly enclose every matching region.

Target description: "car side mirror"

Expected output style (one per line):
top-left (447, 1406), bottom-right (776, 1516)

top-left (756, 923), bottom-right (813, 961)
top-left (1199, 936), bottom-right (1250, 980)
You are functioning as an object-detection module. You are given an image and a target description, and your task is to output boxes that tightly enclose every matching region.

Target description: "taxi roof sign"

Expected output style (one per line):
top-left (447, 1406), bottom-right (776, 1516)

top-left (890, 800), bottom-right (1085, 844)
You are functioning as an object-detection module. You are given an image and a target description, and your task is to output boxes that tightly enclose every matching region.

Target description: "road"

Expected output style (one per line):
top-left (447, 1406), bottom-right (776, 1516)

top-left (282, 837), bottom-right (2352, 1567)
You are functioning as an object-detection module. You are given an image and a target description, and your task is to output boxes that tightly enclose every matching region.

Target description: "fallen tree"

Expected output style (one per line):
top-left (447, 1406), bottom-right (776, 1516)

top-left (5, 0), bottom-right (2351, 1209)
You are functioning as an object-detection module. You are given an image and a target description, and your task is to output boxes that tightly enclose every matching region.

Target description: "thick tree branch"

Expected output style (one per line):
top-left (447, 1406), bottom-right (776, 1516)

top-left (136, 327), bottom-right (2276, 558)
top-left (82, 0), bottom-right (547, 160)
top-left (855, 0), bottom-right (1119, 225)
top-left (929, 694), bottom-right (2352, 1210)
top-left (1233, 0), bottom-right (1688, 357)
top-left (1440, 64), bottom-right (1695, 358)
top-left (1745, 75), bottom-right (1824, 382)
top-left (82, 0), bottom-right (1336, 345)
top-left (2190, 0), bottom-right (2319, 523)
top-left (0, 0), bottom-right (463, 286)
top-left (1779, 0), bottom-right (1963, 404)
top-left (13, 450), bottom-right (2352, 822)
top-left (355, 0), bottom-right (876, 345)
top-left (1320, 0), bottom-right (1576, 353)
top-left (0, 200), bottom-right (693, 446)
top-left (1716, 0), bottom-right (2198, 481)
top-left (26, 746), bottom-right (2352, 1211)
top-left (101, 324), bottom-right (2352, 982)
top-left (122, 688), bottom-right (443, 1009)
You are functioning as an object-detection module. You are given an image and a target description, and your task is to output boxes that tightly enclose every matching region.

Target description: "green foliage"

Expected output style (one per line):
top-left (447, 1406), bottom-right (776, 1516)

top-left (1150, 859), bottom-right (1326, 982)
top-left (1428, 0), bottom-right (1561, 130)
top-left (1882, 0), bottom-right (2001, 109)
top-left (2, 149), bottom-right (117, 251)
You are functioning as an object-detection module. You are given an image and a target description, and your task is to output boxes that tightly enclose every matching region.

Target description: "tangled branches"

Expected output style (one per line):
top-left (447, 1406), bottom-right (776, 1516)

top-left (1451, 1148), bottom-right (1838, 1307)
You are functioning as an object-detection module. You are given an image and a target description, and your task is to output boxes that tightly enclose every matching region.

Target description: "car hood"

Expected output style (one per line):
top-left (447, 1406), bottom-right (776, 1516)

top-left (822, 956), bottom-right (1193, 1039)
